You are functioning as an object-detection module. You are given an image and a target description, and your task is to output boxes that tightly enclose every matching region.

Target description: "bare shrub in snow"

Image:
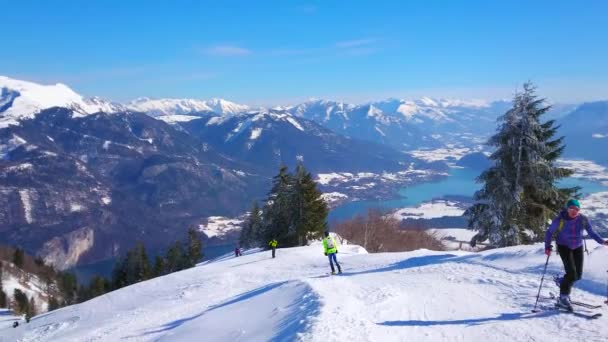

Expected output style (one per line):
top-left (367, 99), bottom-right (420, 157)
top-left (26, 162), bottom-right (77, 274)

top-left (333, 209), bottom-right (444, 252)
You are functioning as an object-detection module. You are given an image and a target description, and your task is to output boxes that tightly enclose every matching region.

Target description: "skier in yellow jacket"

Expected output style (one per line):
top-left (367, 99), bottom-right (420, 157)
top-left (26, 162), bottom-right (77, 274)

top-left (323, 231), bottom-right (342, 274)
top-left (268, 239), bottom-right (278, 258)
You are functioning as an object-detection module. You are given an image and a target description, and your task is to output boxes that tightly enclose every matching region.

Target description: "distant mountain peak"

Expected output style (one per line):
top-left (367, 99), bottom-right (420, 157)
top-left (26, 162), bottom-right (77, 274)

top-left (0, 75), bottom-right (117, 128)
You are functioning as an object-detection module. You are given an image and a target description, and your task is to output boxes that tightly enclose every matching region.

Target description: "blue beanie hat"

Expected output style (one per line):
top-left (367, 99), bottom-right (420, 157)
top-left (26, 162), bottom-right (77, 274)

top-left (566, 199), bottom-right (580, 208)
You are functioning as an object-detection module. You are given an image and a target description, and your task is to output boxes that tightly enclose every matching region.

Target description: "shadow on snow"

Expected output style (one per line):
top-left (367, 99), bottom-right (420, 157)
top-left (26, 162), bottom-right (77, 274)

top-left (129, 280), bottom-right (320, 341)
top-left (378, 310), bottom-right (558, 327)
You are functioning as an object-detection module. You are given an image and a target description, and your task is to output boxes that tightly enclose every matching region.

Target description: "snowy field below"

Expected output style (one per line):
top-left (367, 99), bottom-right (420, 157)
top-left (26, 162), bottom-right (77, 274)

top-left (3, 241), bottom-right (608, 342)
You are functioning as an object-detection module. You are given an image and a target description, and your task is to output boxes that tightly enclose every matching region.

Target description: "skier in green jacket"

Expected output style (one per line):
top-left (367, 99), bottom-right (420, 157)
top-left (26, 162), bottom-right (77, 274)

top-left (323, 232), bottom-right (342, 274)
top-left (268, 239), bottom-right (278, 258)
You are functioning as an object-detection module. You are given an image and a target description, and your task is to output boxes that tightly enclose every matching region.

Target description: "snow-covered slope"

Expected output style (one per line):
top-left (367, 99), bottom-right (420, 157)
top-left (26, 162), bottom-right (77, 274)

top-left (0, 76), bottom-right (119, 128)
top-left (4, 241), bottom-right (608, 341)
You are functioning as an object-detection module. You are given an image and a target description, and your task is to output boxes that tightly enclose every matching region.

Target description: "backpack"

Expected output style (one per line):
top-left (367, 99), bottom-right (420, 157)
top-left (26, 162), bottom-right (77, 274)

top-left (552, 215), bottom-right (588, 240)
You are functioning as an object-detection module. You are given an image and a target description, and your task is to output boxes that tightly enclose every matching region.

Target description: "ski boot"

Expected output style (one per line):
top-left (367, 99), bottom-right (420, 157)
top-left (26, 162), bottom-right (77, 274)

top-left (556, 294), bottom-right (573, 312)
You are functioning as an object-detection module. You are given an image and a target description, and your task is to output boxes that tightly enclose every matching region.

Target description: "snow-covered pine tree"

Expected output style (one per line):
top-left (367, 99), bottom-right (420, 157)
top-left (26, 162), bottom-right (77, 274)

top-left (467, 83), bottom-right (576, 247)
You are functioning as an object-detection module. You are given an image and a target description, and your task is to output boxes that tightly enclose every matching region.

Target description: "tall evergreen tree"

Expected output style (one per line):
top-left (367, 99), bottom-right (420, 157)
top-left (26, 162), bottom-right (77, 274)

top-left (112, 242), bottom-right (152, 287)
top-left (261, 166), bottom-right (294, 246)
top-left (152, 255), bottom-right (166, 277)
top-left (89, 275), bottom-right (108, 298)
top-left (291, 163), bottom-right (329, 245)
top-left (466, 83), bottom-right (576, 247)
top-left (0, 270), bottom-right (6, 308)
top-left (12, 248), bottom-right (24, 268)
top-left (13, 289), bottom-right (28, 315)
top-left (26, 296), bottom-right (36, 322)
top-left (47, 297), bottom-right (60, 312)
top-left (165, 241), bottom-right (186, 273)
top-left (77, 284), bottom-right (92, 303)
top-left (240, 201), bottom-right (262, 248)
top-left (134, 241), bottom-right (152, 282)
top-left (186, 228), bottom-right (203, 267)
top-left (58, 272), bottom-right (78, 305)
top-left (111, 256), bottom-right (128, 290)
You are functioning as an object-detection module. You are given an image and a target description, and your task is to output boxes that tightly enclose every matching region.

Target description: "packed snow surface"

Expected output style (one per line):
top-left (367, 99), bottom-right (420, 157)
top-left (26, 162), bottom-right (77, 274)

top-left (3, 240), bottom-right (608, 341)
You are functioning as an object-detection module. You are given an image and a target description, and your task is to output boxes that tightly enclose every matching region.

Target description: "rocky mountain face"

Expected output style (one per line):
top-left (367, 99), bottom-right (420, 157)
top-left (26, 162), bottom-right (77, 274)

top-left (178, 109), bottom-right (417, 175)
top-left (0, 107), bottom-right (267, 269)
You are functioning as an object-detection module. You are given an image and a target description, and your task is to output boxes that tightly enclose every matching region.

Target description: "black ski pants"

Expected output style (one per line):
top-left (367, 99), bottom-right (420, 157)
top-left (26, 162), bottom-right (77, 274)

top-left (557, 244), bottom-right (584, 296)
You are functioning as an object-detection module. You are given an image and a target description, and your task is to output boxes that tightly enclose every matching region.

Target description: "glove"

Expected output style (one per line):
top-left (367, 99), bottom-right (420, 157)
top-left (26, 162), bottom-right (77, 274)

top-left (604, 241), bottom-right (608, 246)
top-left (324, 252), bottom-right (327, 256)
top-left (336, 251), bottom-right (338, 254)
top-left (545, 245), bottom-right (552, 256)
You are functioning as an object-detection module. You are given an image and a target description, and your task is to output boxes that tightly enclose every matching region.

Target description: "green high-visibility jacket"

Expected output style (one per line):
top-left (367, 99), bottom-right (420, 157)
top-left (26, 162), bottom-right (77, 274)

top-left (323, 237), bottom-right (338, 254)
top-left (269, 240), bottom-right (278, 248)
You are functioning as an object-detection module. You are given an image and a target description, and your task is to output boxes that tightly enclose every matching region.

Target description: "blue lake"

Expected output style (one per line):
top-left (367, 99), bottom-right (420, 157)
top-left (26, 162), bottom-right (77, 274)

top-left (328, 167), bottom-right (608, 223)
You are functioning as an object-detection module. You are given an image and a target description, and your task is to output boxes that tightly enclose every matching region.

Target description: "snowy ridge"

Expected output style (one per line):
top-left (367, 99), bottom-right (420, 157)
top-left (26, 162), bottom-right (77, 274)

top-left (0, 76), bottom-right (252, 127)
top-left (128, 97), bottom-right (250, 117)
top-left (4, 241), bottom-right (608, 341)
top-left (0, 76), bottom-right (114, 128)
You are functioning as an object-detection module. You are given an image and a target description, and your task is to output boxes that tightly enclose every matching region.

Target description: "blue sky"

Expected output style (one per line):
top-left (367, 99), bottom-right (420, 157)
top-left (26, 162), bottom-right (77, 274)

top-left (1, 0), bottom-right (607, 105)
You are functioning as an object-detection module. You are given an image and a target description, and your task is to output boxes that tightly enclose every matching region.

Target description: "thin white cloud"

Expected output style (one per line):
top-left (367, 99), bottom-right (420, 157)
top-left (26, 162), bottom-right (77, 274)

top-left (203, 45), bottom-right (252, 57)
top-left (267, 39), bottom-right (380, 58)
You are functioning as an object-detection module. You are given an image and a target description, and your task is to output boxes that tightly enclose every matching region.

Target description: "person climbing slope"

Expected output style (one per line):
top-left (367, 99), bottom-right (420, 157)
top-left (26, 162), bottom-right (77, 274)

top-left (323, 231), bottom-right (342, 275)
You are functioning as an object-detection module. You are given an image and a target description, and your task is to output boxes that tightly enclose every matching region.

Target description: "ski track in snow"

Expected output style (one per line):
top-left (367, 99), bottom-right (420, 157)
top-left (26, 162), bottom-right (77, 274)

top-left (3, 243), bottom-right (608, 341)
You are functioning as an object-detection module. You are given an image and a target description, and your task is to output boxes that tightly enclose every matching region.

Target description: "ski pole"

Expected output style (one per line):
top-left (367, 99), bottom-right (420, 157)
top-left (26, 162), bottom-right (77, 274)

top-left (532, 253), bottom-right (551, 313)
top-left (605, 270), bottom-right (608, 305)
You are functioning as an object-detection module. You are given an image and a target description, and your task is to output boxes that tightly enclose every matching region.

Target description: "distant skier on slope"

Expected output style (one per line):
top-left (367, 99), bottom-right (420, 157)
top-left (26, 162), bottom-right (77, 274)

top-left (323, 231), bottom-right (342, 275)
top-left (545, 199), bottom-right (608, 311)
top-left (268, 239), bottom-right (278, 258)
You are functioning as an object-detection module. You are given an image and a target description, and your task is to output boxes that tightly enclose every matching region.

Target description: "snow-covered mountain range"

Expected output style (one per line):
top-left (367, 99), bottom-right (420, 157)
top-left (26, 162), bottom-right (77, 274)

top-left (0, 77), bottom-right (251, 128)
top-left (0, 76), bottom-right (508, 150)
top-left (6, 75), bottom-right (604, 155)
